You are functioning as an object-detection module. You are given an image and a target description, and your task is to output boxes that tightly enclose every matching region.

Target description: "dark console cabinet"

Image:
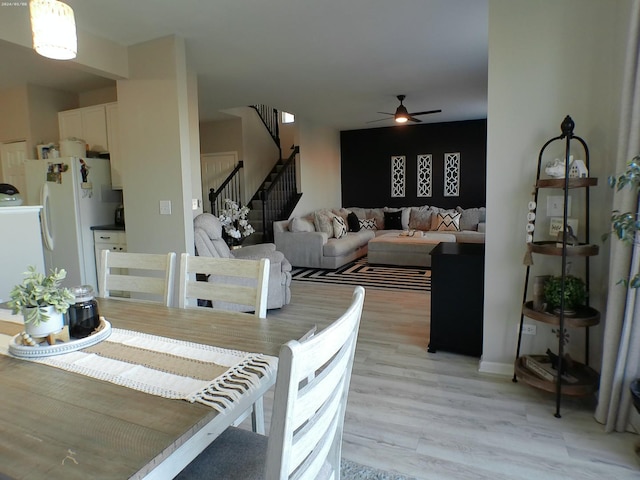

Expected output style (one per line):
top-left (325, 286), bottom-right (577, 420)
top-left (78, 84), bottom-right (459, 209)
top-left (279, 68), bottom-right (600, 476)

top-left (428, 242), bottom-right (485, 357)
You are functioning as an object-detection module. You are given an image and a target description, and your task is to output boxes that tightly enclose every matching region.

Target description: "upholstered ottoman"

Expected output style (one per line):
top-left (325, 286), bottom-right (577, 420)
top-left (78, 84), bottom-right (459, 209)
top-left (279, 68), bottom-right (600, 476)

top-left (368, 232), bottom-right (456, 267)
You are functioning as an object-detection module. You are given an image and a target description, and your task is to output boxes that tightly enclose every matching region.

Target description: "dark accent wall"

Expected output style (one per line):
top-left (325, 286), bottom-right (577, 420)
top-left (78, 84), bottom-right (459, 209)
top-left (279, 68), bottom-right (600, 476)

top-left (340, 119), bottom-right (487, 209)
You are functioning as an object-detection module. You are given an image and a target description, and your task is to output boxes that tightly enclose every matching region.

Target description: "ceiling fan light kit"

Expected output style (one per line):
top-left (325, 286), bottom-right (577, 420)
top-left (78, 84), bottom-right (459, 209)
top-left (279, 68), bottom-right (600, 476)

top-left (30, 0), bottom-right (77, 61)
top-left (368, 95), bottom-right (442, 125)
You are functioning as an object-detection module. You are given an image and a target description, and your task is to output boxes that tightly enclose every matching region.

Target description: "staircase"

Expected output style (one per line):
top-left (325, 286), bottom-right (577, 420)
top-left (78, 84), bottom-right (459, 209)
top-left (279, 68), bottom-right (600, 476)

top-left (209, 105), bottom-right (301, 243)
top-left (247, 145), bottom-right (301, 242)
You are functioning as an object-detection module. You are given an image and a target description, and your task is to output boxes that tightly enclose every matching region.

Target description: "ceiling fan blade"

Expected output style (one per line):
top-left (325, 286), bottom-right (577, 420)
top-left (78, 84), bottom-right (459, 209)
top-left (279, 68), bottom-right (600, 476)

top-left (376, 112), bottom-right (395, 116)
top-left (408, 116), bottom-right (423, 123)
top-left (408, 109), bottom-right (442, 116)
top-left (366, 117), bottom-right (393, 124)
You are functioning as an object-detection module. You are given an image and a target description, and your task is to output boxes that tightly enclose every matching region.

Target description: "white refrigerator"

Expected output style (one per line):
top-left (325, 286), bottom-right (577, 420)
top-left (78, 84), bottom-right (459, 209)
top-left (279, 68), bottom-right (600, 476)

top-left (23, 157), bottom-right (122, 291)
top-left (0, 206), bottom-right (46, 303)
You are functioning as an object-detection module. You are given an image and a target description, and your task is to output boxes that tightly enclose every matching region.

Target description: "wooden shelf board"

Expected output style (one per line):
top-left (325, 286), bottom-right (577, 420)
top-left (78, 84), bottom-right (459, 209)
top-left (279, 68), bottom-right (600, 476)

top-left (536, 177), bottom-right (598, 189)
top-left (522, 302), bottom-right (600, 327)
top-left (529, 241), bottom-right (599, 257)
top-left (515, 355), bottom-right (599, 396)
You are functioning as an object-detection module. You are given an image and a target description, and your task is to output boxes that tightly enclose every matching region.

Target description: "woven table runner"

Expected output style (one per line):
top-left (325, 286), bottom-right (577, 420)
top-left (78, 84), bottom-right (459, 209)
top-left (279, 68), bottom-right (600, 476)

top-left (0, 311), bottom-right (277, 413)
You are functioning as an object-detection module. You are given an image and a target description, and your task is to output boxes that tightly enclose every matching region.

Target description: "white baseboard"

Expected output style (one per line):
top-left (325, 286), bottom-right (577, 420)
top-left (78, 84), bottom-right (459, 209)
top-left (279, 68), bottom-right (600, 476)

top-left (478, 359), bottom-right (513, 376)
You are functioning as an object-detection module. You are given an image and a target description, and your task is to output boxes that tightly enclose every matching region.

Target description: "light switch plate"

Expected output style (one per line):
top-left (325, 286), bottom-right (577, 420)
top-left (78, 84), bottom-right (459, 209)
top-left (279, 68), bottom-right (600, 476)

top-left (159, 200), bottom-right (172, 215)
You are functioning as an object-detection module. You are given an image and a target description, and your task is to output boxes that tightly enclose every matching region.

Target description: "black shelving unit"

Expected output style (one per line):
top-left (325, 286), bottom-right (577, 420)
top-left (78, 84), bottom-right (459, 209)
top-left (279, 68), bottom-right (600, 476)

top-left (513, 116), bottom-right (600, 417)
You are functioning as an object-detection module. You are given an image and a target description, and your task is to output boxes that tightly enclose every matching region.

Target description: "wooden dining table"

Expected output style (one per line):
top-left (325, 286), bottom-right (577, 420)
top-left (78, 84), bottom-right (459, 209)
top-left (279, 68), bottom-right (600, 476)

top-left (0, 298), bottom-right (311, 480)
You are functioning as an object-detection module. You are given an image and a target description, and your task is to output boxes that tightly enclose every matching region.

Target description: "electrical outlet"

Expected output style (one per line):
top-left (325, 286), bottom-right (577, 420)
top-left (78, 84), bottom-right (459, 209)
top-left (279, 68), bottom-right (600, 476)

top-left (522, 324), bottom-right (537, 335)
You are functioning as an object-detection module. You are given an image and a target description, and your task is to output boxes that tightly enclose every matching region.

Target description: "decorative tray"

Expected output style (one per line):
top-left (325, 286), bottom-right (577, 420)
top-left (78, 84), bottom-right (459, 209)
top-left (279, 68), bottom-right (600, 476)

top-left (8, 317), bottom-right (112, 359)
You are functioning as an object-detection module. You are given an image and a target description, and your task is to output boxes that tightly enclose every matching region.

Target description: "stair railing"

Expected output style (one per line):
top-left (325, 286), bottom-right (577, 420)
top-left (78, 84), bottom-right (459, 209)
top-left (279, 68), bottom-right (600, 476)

top-left (250, 105), bottom-right (281, 157)
top-left (260, 146), bottom-right (300, 241)
top-left (209, 161), bottom-right (244, 215)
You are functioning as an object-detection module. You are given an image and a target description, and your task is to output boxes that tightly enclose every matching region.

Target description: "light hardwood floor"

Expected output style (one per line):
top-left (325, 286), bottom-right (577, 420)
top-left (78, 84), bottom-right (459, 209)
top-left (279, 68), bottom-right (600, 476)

top-left (259, 281), bottom-right (640, 480)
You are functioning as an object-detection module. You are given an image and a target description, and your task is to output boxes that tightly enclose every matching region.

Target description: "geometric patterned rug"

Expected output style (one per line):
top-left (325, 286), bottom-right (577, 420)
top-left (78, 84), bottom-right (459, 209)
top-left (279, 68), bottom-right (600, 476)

top-left (291, 256), bottom-right (430, 292)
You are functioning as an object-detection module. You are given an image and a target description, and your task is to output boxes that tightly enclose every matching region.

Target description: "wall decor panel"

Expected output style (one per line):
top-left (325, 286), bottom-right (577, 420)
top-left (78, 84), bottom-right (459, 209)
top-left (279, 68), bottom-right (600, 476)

top-left (417, 154), bottom-right (432, 197)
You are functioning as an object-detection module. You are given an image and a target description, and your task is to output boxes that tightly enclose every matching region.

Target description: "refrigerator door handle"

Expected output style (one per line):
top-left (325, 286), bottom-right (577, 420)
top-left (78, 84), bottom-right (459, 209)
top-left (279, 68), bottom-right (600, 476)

top-left (40, 183), bottom-right (55, 251)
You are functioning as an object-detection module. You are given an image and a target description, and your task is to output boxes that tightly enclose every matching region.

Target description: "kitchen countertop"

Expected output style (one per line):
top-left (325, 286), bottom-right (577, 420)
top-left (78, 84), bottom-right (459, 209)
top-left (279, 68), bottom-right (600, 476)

top-left (91, 224), bottom-right (125, 231)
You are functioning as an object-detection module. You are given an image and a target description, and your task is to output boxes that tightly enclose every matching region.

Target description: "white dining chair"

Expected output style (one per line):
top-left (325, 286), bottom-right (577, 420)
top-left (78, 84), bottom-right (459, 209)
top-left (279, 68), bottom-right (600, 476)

top-left (98, 250), bottom-right (176, 306)
top-left (175, 286), bottom-right (366, 480)
top-left (178, 253), bottom-right (270, 319)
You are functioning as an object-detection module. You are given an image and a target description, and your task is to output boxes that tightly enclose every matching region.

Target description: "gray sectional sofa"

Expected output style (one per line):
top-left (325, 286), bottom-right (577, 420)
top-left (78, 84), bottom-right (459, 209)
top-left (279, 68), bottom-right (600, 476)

top-left (273, 205), bottom-right (485, 269)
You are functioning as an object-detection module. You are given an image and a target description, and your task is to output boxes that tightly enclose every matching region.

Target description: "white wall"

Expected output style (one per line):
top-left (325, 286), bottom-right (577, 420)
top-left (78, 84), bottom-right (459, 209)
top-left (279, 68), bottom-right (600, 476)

top-left (117, 36), bottom-right (195, 266)
top-left (481, 0), bottom-right (630, 374)
top-left (292, 118), bottom-right (341, 216)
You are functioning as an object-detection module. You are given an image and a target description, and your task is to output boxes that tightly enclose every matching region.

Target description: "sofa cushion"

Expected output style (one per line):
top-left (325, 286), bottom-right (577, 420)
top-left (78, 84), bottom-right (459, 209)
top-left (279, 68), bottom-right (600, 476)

top-left (359, 218), bottom-right (377, 230)
top-left (347, 207), bottom-right (367, 220)
top-left (409, 206), bottom-right (432, 230)
top-left (435, 211), bottom-right (461, 231)
top-left (347, 212), bottom-right (361, 232)
top-left (332, 215), bottom-right (348, 239)
top-left (323, 230), bottom-right (375, 257)
top-left (313, 209), bottom-right (334, 237)
top-left (456, 206), bottom-right (486, 231)
top-left (332, 208), bottom-right (351, 223)
top-left (383, 210), bottom-right (403, 230)
top-left (289, 216), bottom-right (315, 233)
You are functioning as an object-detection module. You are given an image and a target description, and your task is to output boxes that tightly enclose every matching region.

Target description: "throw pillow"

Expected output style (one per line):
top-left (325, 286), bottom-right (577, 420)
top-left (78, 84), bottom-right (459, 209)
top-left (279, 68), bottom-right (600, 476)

top-left (313, 209), bottom-right (334, 237)
top-left (435, 211), bottom-right (461, 231)
top-left (289, 216), bottom-right (315, 233)
top-left (347, 212), bottom-right (361, 232)
top-left (409, 206), bottom-right (432, 230)
top-left (383, 207), bottom-right (410, 230)
top-left (359, 218), bottom-right (377, 230)
top-left (383, 210), bottom-right (403, 230)
top-left (456, 206), bottom-right (486, 231)
top-left (332, 215), bottom-right (348, 239)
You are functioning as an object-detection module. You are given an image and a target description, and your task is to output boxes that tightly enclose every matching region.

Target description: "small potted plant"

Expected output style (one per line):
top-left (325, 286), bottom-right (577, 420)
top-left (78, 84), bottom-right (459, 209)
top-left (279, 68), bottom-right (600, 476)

top-left (8, 266), bottom-right (75, 337)
top-left (543, 274), bottom-right (586, 316)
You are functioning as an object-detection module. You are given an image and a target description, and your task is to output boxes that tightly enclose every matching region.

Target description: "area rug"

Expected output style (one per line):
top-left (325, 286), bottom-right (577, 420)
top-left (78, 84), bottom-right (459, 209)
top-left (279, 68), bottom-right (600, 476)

top-left (291, 257), bottom-right (431, 291)
top-left (341, 459), bottom-right (417, 480)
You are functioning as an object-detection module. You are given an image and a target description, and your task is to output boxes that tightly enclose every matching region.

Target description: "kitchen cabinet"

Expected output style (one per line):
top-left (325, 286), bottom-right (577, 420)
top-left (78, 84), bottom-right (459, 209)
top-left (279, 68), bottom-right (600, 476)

top-left (105, 103), bottom-right (122, 189)
top-left (58, 105), bottom-right (108, 152)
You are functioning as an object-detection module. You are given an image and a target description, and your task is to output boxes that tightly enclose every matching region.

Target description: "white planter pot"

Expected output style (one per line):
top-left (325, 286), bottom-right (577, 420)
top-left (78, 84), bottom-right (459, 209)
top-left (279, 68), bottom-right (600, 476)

top-left (23, 306), bottom-right (65, 338)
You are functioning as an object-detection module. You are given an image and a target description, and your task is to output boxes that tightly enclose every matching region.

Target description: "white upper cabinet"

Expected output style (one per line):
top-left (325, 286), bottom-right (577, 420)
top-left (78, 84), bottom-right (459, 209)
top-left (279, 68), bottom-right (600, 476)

top-left (58, 104), bottom-right (108, 152)
top-left (58, 103), bottom-right (122, 190)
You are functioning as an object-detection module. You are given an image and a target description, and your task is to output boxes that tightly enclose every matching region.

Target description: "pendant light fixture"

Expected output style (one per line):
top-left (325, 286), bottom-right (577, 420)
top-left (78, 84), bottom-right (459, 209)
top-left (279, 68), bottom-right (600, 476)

top-left (29, 0), bottom-right (77, 60)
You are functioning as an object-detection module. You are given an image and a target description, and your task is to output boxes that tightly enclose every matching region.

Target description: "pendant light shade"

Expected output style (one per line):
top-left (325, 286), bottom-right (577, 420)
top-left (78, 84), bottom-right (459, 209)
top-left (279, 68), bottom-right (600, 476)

top-left (30, 0), bottom-right (77, 60)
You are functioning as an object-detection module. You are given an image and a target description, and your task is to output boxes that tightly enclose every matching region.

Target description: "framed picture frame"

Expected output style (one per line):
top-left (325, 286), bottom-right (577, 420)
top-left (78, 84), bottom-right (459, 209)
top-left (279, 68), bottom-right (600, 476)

top-left (37, 144), bottom-right (50, 160)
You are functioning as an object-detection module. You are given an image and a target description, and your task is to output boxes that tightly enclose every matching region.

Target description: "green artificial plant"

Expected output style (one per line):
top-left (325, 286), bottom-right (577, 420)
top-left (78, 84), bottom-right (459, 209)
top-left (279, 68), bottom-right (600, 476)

top-left (604, 154), bottom-right (640, 288)
top-left (543, 275), bottom-right (586, 311)
top-left (8, 266), bottom-right (75, 325)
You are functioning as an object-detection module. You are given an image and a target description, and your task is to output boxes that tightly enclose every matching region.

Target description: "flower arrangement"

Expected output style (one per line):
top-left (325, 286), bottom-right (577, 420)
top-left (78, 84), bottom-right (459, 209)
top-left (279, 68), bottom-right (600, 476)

top-left (219, 199), bottom-right (254, 245)
top-left (8, 266), bottom-right (75, 325)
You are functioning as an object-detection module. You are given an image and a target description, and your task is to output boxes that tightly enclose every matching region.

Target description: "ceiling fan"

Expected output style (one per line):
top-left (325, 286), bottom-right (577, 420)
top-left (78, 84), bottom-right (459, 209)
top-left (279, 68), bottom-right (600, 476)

top-left (368, 95), bottom-right (442, 124)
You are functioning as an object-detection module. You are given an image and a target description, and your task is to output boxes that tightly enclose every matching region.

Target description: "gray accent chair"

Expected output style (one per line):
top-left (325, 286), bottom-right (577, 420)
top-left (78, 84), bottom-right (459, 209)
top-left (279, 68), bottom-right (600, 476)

top-left (193, 213), bottom-right (292, 311)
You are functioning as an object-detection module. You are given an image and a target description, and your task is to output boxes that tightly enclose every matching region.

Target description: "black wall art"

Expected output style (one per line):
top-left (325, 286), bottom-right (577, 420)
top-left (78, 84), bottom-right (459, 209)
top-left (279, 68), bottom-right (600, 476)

top-left (340, 119), bottom-right (487, 209)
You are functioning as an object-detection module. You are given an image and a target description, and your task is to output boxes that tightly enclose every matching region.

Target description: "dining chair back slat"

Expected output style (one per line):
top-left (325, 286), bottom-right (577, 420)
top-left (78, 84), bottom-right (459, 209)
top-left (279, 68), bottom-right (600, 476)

top-left (98, 250), bottom-right (176, 307)
top-left (178, 253), bottom-right (269, 319)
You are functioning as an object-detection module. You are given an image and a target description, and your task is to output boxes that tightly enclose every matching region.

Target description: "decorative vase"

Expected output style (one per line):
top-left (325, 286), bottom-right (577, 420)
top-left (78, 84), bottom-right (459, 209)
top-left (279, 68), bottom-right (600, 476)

top-left (23, 305), bottom-right (65, 338)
